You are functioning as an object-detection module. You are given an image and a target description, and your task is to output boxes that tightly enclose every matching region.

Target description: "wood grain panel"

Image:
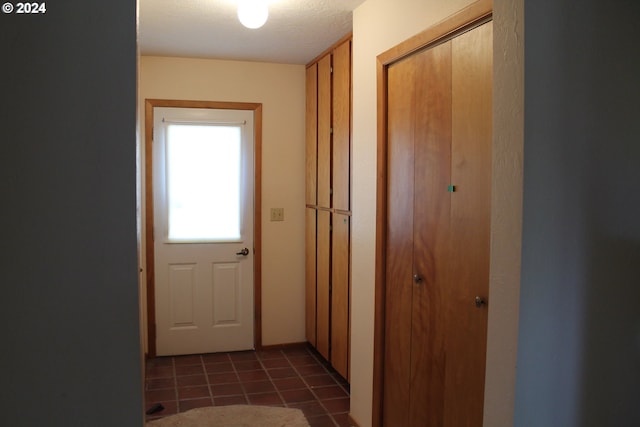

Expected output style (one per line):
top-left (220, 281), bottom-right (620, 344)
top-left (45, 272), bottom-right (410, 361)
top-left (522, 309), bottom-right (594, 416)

top-left (445, 21), bottom-right (492, 427)
top-left (305, 208), bottom-right (317, 345)
top-left (316, 210), bottom-right (331, 359)
top-left (144, 99), bottom-right (157, 356)
top-left (372, 56), bottom-right (388, 426)
top-left (317, 55), bottom-right (332, 208)
top-left (409, 40), bottom-right (452, 427)
top-left (253, 104), bottom-right (263, 349)
top-left (306, 64), bottom-right (318, 206)
top-left (373, 8), bottom-right (493, 427)
top-left (331, 213), bottom-right (350, 379)
top-left (332, 40), bottom-right (351, 211)
top-left (382, 54), bottom-right (417, 427)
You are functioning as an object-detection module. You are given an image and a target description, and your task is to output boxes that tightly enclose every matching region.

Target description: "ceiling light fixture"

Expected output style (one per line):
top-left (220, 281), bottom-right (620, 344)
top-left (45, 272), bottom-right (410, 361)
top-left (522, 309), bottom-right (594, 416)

top-left (237, 0), bottom-right (269, 29)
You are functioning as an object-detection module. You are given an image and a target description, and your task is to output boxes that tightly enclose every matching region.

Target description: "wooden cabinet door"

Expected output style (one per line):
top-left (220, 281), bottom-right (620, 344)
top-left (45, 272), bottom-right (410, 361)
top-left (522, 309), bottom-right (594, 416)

top-left (332, 40), bottom-right (351, 211)
top-left (331, 212), bottom-right (350, 379)
top-left (305, 38), bottom-right (352, 379)
top-left (316, 209), bottom-right (331, 359)
top-left (305, 64), bottom-right (318, 206)
top-left (317, 55), bottom-right (332, 209)
top-left (305, 208), bottom-right (317, 345)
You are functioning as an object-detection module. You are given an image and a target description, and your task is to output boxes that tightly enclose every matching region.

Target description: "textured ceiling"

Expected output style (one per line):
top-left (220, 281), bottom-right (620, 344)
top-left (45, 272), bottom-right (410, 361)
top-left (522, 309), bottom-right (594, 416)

top-left (139, 0), bottom-right (366, 65)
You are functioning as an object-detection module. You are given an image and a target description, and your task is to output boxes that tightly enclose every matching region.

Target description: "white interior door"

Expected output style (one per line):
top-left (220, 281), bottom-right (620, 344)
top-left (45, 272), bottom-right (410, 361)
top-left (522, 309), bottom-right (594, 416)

top-left (153, 106), bottom-right (254, 356)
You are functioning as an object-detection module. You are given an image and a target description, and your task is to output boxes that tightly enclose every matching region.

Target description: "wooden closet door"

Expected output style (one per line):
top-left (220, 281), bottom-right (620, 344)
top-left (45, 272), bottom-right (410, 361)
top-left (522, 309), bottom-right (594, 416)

top-left (443, 21), bottom-right (492, 426)
top-left (383, 21), bottom-right (492, 427)
top-left (383, 53), bottom-right (416, 427)
top-left (384, 40), bottom-right (453, 427)
top-left (410, 40), bottom-right (452, 427)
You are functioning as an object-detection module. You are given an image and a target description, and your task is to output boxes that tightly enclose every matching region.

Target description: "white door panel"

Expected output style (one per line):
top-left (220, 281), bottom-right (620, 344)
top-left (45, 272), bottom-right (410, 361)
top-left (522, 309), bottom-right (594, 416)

top-left (153, 107), bottom-right (254, 356)
top-left (212, 262), bottom-right (241, 325)
top-left (168, 263), bottom-right (197, 328)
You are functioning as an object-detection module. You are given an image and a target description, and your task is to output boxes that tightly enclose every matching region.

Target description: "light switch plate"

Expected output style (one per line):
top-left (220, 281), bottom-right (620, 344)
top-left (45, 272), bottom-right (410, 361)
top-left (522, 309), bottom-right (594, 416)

top-left (270, 208), bottom-right (284, 221)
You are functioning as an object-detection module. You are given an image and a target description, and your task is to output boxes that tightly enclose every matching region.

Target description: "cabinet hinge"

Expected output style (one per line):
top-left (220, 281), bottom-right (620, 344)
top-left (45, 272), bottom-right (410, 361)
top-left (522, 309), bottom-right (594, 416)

top-left (330, 66), bottom-right (333, 73)
top-left (330, 127), bottom-right (334, 134)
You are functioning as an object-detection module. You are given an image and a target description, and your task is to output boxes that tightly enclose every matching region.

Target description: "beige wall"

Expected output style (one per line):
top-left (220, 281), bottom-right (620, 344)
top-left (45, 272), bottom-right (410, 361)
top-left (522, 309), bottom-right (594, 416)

top-left (138, 56), bottom-right (307, 348)
top-left (350, 0), bottom-right (523, 425)
top-left (137, 0), bottom-right (525, 423)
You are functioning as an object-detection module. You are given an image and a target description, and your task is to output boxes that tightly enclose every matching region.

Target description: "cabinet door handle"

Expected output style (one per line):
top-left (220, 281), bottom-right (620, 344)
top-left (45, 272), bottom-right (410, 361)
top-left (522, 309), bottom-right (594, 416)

top-left (413, 274), bottom-right (423, 284)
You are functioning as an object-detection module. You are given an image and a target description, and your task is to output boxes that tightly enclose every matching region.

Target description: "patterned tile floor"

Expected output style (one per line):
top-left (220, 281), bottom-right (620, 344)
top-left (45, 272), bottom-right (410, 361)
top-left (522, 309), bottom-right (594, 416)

top-left (145, 345), bottom-right (351, 427)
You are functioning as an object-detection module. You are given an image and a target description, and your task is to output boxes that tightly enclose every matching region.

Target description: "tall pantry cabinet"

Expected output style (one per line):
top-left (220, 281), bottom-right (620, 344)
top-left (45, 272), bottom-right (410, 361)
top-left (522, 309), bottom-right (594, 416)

top-left (305, 36), bottom-right (351, 380)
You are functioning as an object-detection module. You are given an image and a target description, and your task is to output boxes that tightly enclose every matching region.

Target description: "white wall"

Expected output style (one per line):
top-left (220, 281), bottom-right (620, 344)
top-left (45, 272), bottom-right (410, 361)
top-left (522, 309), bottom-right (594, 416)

top-left (350, 0), bottom-right (523, 425)
top-left (138, 56), bottom-right (307, 347)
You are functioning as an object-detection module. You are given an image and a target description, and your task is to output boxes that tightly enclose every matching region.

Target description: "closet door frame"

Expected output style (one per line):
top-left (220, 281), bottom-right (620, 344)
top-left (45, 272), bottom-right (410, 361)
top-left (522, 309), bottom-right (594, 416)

top-left (372, 2), bottom-right (493, 425)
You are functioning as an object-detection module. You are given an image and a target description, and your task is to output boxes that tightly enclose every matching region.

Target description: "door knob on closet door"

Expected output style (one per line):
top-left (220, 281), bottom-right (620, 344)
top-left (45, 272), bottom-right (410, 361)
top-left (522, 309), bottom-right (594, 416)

top-left (236, 248), bottom-right (250, 256)
top-left (475, 296), bottom-right (487, 307)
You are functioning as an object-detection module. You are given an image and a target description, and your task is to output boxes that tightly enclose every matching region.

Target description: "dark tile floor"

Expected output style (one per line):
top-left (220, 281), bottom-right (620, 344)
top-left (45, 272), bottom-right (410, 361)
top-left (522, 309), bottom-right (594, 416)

top-left (145, 345), bottom-right (352, 427)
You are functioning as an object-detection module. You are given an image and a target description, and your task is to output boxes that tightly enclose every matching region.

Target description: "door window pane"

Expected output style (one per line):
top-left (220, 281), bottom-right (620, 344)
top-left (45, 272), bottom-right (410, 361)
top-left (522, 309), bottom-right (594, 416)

top-left (166, 124), bottom-right (242, 241)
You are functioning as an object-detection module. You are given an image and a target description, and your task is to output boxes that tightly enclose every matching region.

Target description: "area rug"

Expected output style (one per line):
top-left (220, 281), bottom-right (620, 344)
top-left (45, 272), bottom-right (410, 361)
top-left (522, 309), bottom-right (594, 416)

top-left (146, 405), bottom-right (310, 427)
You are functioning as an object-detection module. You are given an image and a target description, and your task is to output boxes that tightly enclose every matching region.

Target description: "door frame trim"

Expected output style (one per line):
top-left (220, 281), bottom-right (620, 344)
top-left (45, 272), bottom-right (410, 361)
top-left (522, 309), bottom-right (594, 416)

top-left (144, 98), bottom-right (263, 357)
top-left (372, 2), bottom-right (492, 425)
